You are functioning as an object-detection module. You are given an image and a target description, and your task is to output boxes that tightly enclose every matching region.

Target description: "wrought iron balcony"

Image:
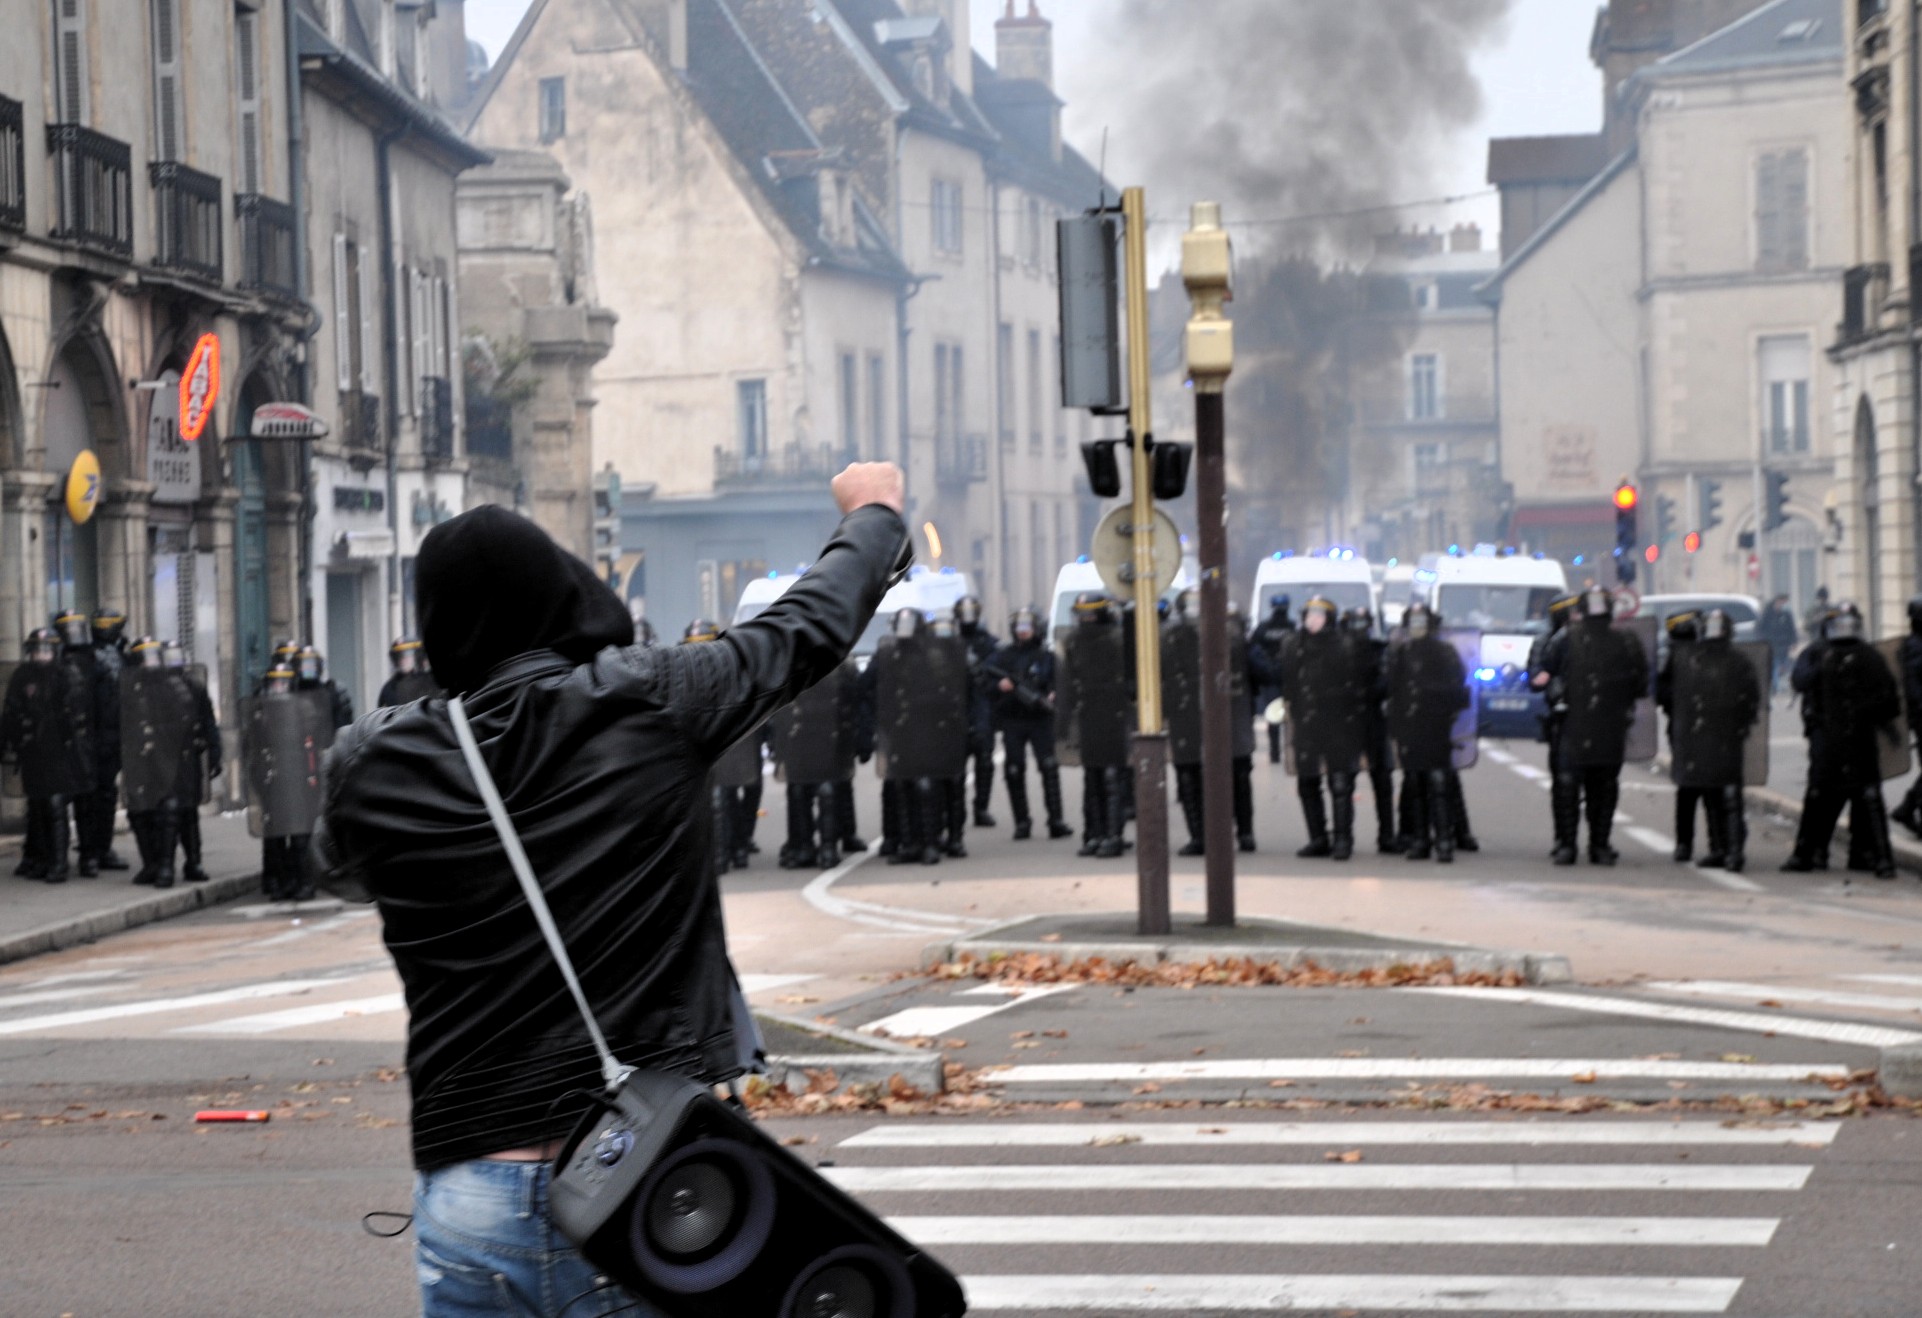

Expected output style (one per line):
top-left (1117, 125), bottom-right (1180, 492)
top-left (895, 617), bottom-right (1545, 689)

top-left (236, 193), bottom-right (296, 296)
top-left (420, 376), bottom-right (455, 462)
top-left (0, 96), bottom-right (23, 233)
top-left (340, 390), bottom-right (382, 452)
top-left (46, 123), bottom-right (132, 258)
top-left (150, 161), bottom-right (222, 282)
top-left (1860, 0), bottom-right (1890, 26)
top-left (714, 444), bottom-right (843, 487)
top-left (934, 432), bottom-right (987, 487)
top-left (1841, 263), bottom-right (1889, 342)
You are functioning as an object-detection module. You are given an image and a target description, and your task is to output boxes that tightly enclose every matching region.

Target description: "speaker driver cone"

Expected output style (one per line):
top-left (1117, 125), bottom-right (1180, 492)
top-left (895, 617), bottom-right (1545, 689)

top-left (645, 1158), bottom-right (738, 1258)
top-left (780, 1246), bottom-right (915, 1318)
top-left (630, 1138), bottom-right (777, 1294)
top-left (793, 1263), bottom-right (877, 1318)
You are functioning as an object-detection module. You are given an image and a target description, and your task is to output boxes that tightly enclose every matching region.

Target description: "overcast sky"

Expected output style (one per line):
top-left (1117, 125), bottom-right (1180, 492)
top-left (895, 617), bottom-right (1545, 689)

top-left (461, 0), bottom-right (1604, 243)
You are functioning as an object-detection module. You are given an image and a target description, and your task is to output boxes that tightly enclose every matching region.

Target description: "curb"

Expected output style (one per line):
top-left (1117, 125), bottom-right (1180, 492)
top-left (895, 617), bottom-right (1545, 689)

top-left (0, 870), bottom-right (260, 968)
top-left (1880, 1043), bottom-right (1922, 1099)
top-left (757, 1009), bottom-right (948, 1095)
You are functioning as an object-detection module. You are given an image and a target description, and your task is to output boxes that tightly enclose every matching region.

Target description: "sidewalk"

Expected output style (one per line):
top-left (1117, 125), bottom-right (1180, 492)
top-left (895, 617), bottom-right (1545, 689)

top-left (0, 808), bottom-right (265, 966)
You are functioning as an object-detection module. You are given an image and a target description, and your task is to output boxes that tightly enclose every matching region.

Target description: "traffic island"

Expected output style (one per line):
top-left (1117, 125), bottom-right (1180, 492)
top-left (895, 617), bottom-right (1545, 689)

top-left (754, 1011), bottom-right (946, 1096)
top-left (923, 912), bottom-right (1573, 985)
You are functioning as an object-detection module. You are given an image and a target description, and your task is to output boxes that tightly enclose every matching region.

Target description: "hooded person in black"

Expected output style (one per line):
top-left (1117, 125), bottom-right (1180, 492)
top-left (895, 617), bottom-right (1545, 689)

top-left (312, 471), bottom-right (909, 1318)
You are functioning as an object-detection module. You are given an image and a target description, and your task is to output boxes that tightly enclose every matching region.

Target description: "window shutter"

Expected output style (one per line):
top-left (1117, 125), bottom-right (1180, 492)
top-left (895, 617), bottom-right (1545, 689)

top-left (1755, 152), bottom-right (1782, 270)
top-left (432, 276), bottom-right (449, 378)
top-left (333, 234), bottom-right (352, 393)
top-left (1783, 149), bottom-right (1809, 270)
top-left (235, 11), bottom-right (261, 194)
top-left (359, 242), bottom-right (378, 394)
top-left (56, 0), bottom-right (88, 125)
top-left (152, 0), bottom-right (182, 161)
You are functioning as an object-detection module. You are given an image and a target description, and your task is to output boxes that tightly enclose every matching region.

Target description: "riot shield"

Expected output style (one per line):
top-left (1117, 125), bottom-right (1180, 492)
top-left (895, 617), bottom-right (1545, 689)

top-left (1620, 615), bottom-right (1660, 764)
top-left (875, 634), bottom-right (970, 780)
top-left (0, 659), bottom-right (18, 799)
top-left (1056, 626), bottom-right (1131, 770)
top-left (120, 668), bottom-right (199, 812)
top-left (1161, 620), bottom-right (1202, 765)
top-left (1442, 628), bottom-right (1482, 771)
top-left (1738, 640), bottom-right (1771, 788)
top-left (713, 724), bottom-right (766, 790)
top-left (1670, 641), bottom-right (1768, 789)
top-left (1877, 636), bottom-right (1913, 781)
top-left (774, 664), bottom-right (858, 784)
top-left (242, 691), bottom-right (330, 839)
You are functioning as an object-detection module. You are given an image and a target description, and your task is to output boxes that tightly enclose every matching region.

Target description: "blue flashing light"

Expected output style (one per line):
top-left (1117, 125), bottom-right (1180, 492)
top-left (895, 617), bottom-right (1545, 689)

top-left (1572, 555), bottom-right (1586, 566)
top-left (1448, 544), bottom-right (1462, 556)
top-left (1386, 558), bottom-right (1399, 568)
top-left (1077, 555), bottom-right (1091, 564)
top-left (940, 566), bottom-right (955, 574)
top-left (1474, 667), bottom-right (1499, 683)
top-left (767, 571), bottom-right (778, 579)
top-left (1533, 551), bottom-right (1546, 561)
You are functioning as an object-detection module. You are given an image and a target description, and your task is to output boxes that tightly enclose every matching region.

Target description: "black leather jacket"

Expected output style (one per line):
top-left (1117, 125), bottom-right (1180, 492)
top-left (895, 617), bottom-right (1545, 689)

top-left (313, 504), bottom-right (907, 1169)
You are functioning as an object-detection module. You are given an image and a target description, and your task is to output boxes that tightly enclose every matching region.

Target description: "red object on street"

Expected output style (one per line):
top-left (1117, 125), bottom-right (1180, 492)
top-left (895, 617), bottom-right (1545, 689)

top-left (194, 1110), bottom-right (270, 1123)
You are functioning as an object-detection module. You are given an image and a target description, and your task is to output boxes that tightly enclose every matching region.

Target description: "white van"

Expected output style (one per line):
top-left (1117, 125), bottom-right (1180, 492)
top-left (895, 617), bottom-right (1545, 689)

top-left (1411, 547), bottom-right (1569, 737)
top-left (1377, 561), bottom-right (1417, 630)
top-left (1247, 550), bottom-right (1378, 629)
top-left (1045, 558), bottom-right (1196, 647)
top-left (731, 573), bottom-right (801, 626)
top-left (734, 565), bottom-right (973, 660)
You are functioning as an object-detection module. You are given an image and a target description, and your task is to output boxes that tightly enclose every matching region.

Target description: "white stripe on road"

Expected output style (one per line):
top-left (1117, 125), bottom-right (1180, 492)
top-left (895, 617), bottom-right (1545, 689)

top-left (1411, 986), bottom-right (1922, 1050)
top-left (1849, 974), bottom-right (1922, 988)
top-left (896, 1215), bottom-right (1777, 1247)
top-left (0, 978), bottom-right (342, 1036)
top-left (841, 1120), bottom-right (1840, 1149)
top-left (172, 993), bottom-right (406, 1035)
top-left (737, 973), bottom-right (820, 996)
top-left (1623, 825), bottom-right (1675, 854)
top-left (825, 1163), bottom-right (1812, 1193)
top-left (1483, 746), bottom-right (1518, 764)
top-left (800, 851), bottom-right (985, 935)
top-left (958, 1274), bottom-right (1743, 1313)
top-left (983, 1057), bottom-right (1847, 1085)
top-left (862, 985), bottom-right (1074, 1040)
top-left (1648, 980), bottom-right (1922, 1015)
top-left (0, 985), bottom-right (118, 1011)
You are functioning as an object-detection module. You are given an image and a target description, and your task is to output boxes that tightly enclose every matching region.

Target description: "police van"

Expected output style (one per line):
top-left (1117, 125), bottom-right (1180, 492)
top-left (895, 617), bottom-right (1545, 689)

top-left (1411, 547), bottom-right (1569, 738)
top-left (1247, 550), bottom-right (1378, 632)
top-left (736, 565), bottom-right (974, 662)
top-left (1045, 558), bottom-right (1196, 647)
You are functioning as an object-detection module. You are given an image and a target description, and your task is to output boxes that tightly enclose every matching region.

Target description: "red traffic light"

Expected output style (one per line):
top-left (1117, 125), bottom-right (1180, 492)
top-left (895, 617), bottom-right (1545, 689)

top-left (1614, 482), bottom-right (1639, 511)
top-left (1644, 544), bottom-right (1660, 564)
top-left (1683, 531), bottom-right (1702, 554)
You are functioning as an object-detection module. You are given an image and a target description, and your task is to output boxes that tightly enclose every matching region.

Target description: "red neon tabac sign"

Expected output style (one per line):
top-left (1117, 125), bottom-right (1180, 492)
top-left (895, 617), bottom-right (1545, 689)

top-left (179, 333), bottom-right (221, 442)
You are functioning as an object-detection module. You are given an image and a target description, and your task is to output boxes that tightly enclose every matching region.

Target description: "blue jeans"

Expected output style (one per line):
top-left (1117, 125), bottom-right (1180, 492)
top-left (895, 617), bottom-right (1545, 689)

top-left (414, 1158), bottom-right (660, 1318)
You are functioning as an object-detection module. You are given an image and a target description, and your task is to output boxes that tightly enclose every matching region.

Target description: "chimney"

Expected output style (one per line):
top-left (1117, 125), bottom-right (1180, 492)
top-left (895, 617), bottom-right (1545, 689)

top-left (1449, 222), bottom-right (1482, 254)
top-left (996, 1), bottom-right (1053, 89)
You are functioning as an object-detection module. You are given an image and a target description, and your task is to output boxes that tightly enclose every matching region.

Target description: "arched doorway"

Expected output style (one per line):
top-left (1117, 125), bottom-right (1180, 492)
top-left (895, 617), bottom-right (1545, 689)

top-left (40, 342), bottom-right (121, 616)
top-left (1857, 396), bottom-right (1881, 634)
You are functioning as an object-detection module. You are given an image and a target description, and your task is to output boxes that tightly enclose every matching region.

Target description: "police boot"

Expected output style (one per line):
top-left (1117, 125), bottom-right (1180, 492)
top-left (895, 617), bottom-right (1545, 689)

top-left (148, 805), bottom-right (178, 890)
top-left (1176, 765), bottom-right (1204, 856)
top-left (1847, 798), bottom-right (1876, 873)
top-left (907, 779), bottom-right (940, 866)
top-left (1371, 768), bottom-right (1399, 854)
top-left (972, 748), bottom-right (997, 828)
top-left (1328, 771), bottom-right (1357, 862)
top-left (1781, 784), bottom-right (1835, 872)
top-left (1893, 776), bottom-right (1922, 839)
top-left (18, 800), bottom-right (47, 879)
top-left (1699, 791), bottom-right (1730, 869)
top-left (1672, 787), bottom-right (1698, 863)
top-left (43, 798), bottom-right (70, 884)
top-left (179, 805), bottom-right (208, 883)
top-left (1550, 774), bottom-right (1581, 866)
top-left (127, 811), bottom-right (156, 886)
top-left (943, 780), bottom-right (968, 858)
top-left (287, 834), bottom-right (315, 901)
top-left (813, 785), bottom-right (841, 870)
top-left (1233, 758), bottom-right (1256, 853)
top-left (1005, 768), bottom-right (1034, 840)
top-left (1447, 772), bottom-right (1479, 852)
top-left (1040, 761), bottom-right (1073, 839)
top-left (72, 796), bottom-right (98, 877)
top-left (836, 783), bottom-right (866, 852)
top-left (1296, 778), bottom-right (1332, 858)
top-left (730, 789), bottom-right (757, 869)
top-left (1079, 769), bottom-right (1104, 857)
top-left (1427, 770), bottom-right (1456, 864)
top-left (1859, 789), bottom-right (1898, 880)
top-left (1586, 772), bottom-right (1620, 866)
top-left (780, 785), bottom-right (817, 869)
top-left (1097, 768), bottom-right (1128, 859)
top-left (93, 789), bottom-right (129, 870)
top-left (1268, 721), bottom-right (1282, 765)
top-left (883, 782), bottom-right (915, 865)
top-left (1721, 785), bottom-right (1749, 874)
top-left (1402, 774), bottom-right (1432, 861)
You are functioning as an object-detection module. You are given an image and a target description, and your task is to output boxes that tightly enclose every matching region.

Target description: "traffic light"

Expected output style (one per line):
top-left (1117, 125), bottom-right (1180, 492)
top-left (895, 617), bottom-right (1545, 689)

top-left (1763, 470), bottom-right (1791, 532)
top-left (1654, 494), bottom-right (1677, 547)
top-left (1683, 531), bottom-right (1702, 554)
top-left (1613, 480), bottom-right (1638, 584)
top-left (1645, 543), bottom-right (1660, 565)
top-left (1699, 478), bottom-right (1723, 532)
top-left (592, 465), bottom-right (622, 586)
top-left (1080, 439), bottom-right (1123, 498)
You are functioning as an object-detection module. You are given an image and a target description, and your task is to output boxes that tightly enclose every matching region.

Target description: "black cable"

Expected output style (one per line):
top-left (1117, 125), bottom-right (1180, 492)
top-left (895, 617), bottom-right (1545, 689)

top-left (361, 1210), bottom-right (413, 1239)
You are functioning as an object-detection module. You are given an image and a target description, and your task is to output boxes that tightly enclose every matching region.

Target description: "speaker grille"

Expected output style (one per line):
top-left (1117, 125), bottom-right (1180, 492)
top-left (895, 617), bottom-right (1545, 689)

top-left (630, 1138), bottom-right (776, 1294)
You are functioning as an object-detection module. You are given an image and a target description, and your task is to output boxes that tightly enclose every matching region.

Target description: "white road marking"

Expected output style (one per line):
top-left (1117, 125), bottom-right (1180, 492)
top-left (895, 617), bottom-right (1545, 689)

top-left (1696, 867), bottom-right (1765, 893)
top-left (825, 1163), bottom-right (1812, 1193)
top-left (737, 973), bottom-right (821, 996)
top-left (172, 993), bottom-right (407, 1035)
top-left (1849, 973), bottom-right (1922, 988)
top-left (1484, 746), bottom-right (1518, 764)
top-left (841, 1120), bottom-right (1840, 1149)
top-left (1647, 980), bottom-right (1922, 1015)
top-left (0, 985), bottom-right (118, 1010)
top-left (958, 1274), bottom-right (1743, 1313)
top-left (896, 1215), bottom-right (1777, 1247)
top-left (1412, 985), bottom-right (1922, 1049)
top-left (799, 851), bottom-right (986, 935)
top-left (983, 1057), bottom-right (1847, 1084)
top-left (862, 985), bottom-right (1074, 1039)
top-left (0, 978), bottom-right (342, 1036)
top-left (1623, 825), bottom-right (1675, 854)
top-left (7, 969), bottom-right (129, 988)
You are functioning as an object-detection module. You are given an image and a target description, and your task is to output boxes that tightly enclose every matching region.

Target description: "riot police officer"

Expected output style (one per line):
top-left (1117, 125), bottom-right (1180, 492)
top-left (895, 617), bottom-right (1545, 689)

top-left (1535, 585), bottom-right (1649, 865)
top-left (163, 640), bottom-right (220, 884)
top-left (1657, 612), bottom-right (1726, 866)
top-left (1891, 594), bottom-right (1922, 839)
top-left (1668, 609), bottom-right (1762, 874)
top-left (295, 645), bottom-right (355, 729)
top-left (926, 615), bottom-right (973, 857)
top-left (0, 629), bottom-right (88, 882)
top-left (86, 608), bottom-right (131, 872)
top-left (1279, 596), bottom-right (1366, 860)
top-left (1057, 593), bottom-right (1133, 858)
top-left (1385, 602), bottom-right (1470, 862)
top-left (1343, 606), bottom-right (1399, 853)
top-left (249, 663), bottom-right (326, 900)
top-left (1250, 593), bottom-right (1295, 764)
top-left (1528, 593), bottom-right (1582, 858)
top-left (378, 637), bottom-right (441, 707)
top-left (1784, 602), bottom-right (1900, 877)
top-left (773, 655), bottom-right (861, 870)
top-left (121, 637), bottom-right (204, 889)
top-left (1164, 591), bottom-right (1262, 856)
top-left (684, 619), bottom-right (766, 871)
top-left (989, 606), bottom-right (1072, 840)
top-left (53, 610), bottom-right (110, 875)
top-left (873, 608), bottom-right (969, 865)
top-left (955, 596), bottom-right (999, 828)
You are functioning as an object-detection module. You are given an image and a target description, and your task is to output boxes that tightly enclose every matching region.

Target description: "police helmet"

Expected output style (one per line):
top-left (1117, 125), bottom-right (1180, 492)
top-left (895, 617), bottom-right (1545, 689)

top-left (682, 619), bottom-right (723, 644)
top-left (1009, 606), bottom-right (1041, 641)
top-left (53, 610), bottom-right (89, 648)
top-left (24, 628), bottom-right (58, 663)
top-left (1665, 611), bottom-right (1701, 643)
top-left (1580, 585), bottom-right (1613, 621)
top-left (272, 638), bottom-right (300, 664)
top-left (1268, 593), bottom-right (1292, 617)
top-left (128, 636), bottom-right (164, 669)
top-left (1546, 594), bottom-right (1581, 631)
top-left (1340, 607), bottom-right (1375, 637)
top-left (1299, 596), bottom-right (1337, 633)
top-left (295, 645), bottom-right (325, 684)
top-left (1701, 609), bottom-right (1733, 643)
top-left (954, 596), bottom-right (983, 628)
top-left (890, 607), bottom-right (924, 640)
top-left (263, 666), bottom-right (297, 695)
top-left (90, 608), bottom-right (127, 647)
top-left (1828, 602), bottom-right (1866, 642)
top-left (929, 616), bottom-right (959, 640)
top-left (1404, 602), bottom-right (1437, 639)
top-left (1177, 587), bottom-right (1201, 619)
top-left (1072, 592), bottom-right (1114, 626)
top-left (389, 637), bottom-right (424, 674)
top-left (161, 640), bottom-right (188, 669)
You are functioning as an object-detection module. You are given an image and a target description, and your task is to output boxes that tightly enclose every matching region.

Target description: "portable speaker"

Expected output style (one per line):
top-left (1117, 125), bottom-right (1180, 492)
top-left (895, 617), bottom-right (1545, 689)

top-left (550, 1070), bottom-right (968, 1317)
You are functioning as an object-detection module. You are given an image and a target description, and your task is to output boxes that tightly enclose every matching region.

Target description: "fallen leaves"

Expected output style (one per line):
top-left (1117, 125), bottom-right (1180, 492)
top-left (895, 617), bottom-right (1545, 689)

top-left (922, 952), bottom-right (1527, 990)
top-left (1087, 1132), bottom-right (1142, 1147)
top-left (1324, 1149), bottom-right (1365, 1163)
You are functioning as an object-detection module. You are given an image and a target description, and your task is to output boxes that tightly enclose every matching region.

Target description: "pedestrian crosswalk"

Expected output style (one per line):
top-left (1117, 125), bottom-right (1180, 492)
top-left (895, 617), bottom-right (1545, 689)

top-left (819, 1117), bottom-right (1837, 1314)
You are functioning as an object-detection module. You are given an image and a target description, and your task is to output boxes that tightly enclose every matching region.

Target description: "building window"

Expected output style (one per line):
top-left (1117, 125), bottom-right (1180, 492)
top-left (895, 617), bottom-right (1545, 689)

top-left (737, 379), bottom-right (768, 460)
top-left (1408, 353), bottom-right (1442, 421)
top-left (996, 323), bottom-right (1014, 446)
top-left (867, 353), bottom-right (887, 459)
top-left (1415, 282), bottom-right (1439, 311)
top-left (931, 178), bottom-right (963, 256)
top-left (151, 0), bottom-right (183, 159)
top-left (1026, 328), bottom-right (1043, 448)
top-left (1755, 148), bottom-right (1810, 272)
top-left (539, 77), bottom-right (566, 144)
top-left (235, 10), bottom-right (263, 193)
top-left (1023, 196), bottom-right (1043, 266)
top-left (55, 0), bottom-right (89, 125)
top-left (1759, 335), bottom-right (1811, 454)
top-left (935, 344), bottom-right (952, 445)
top-left (839, 352), bottom-right (859, 459)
